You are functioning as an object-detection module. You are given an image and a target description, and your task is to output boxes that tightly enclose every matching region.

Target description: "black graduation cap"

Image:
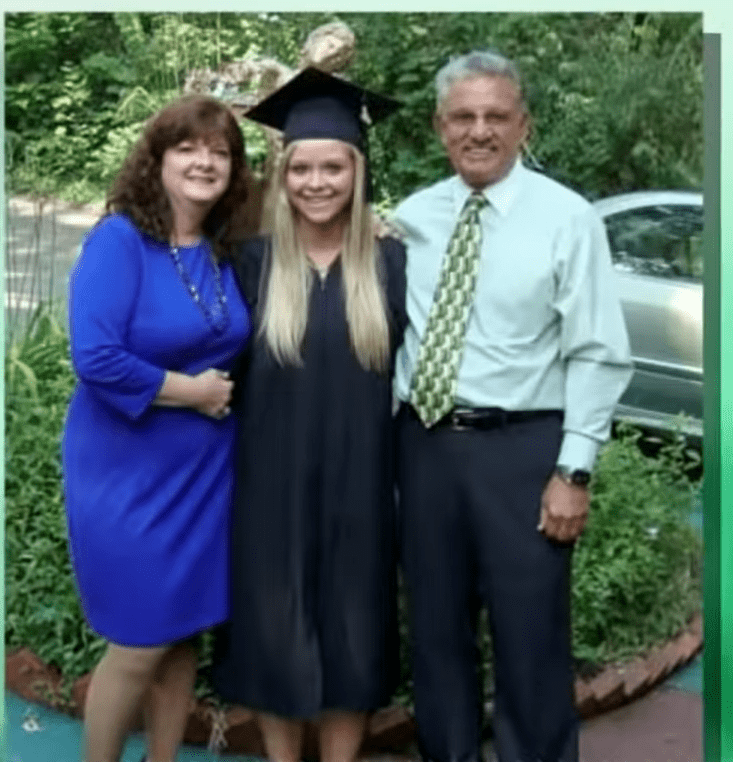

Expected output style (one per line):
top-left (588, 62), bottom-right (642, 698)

top-left (246, 67), bottom-right (400, 149)
top-left (245, 67), bottom-right (400, 199)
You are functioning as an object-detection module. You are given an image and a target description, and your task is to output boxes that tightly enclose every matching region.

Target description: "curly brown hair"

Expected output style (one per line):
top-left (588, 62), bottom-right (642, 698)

top-left (106, 95), bottom-right (258, 258)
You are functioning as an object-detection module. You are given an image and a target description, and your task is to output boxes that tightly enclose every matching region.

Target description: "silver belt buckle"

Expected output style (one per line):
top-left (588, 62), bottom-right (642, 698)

top-left (449, 409), bottom-right (470, 431)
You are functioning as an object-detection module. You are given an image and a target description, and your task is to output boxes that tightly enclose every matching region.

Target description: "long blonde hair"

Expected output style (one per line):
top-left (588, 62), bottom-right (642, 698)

top-left (259, 141), bottom-right (390, 373)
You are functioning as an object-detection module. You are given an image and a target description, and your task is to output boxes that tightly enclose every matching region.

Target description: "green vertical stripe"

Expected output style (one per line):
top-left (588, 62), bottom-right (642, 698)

top-left (703, 32), bottom-right (722, 762)
top-left (1, 13), bottom-right (7, 758)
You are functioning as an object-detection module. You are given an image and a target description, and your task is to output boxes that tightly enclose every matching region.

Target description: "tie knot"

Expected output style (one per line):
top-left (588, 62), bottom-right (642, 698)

top-left (463, 193), bottom-right (488, 216)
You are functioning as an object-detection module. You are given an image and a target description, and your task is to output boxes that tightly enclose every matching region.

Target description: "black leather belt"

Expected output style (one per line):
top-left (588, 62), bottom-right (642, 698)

top-left (404, 404), bottom-right (562, 431)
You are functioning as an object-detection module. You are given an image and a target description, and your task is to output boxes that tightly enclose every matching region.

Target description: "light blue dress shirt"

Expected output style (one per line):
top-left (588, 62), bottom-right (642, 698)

top-left (393, 160), bottom-right (633, 471)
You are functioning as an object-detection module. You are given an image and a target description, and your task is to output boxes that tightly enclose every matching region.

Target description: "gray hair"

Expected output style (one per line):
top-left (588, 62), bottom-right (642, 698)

top-left (435, 51), bottom-right (526, 113)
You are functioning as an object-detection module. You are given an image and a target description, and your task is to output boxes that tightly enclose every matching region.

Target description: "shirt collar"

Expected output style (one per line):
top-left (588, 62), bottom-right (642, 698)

top-left (452, 157), bottom-right (524, 218)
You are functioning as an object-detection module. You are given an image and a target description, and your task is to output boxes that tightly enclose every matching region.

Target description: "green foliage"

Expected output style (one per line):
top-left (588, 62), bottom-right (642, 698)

top-left (533, 15), bottom-right (703, 196)
top-left (87, 122), bottom-right (146, 191)
top-left (5, 305), bottom-right (107, 679)
top-left (343, 12), bottom-right (702, 202)
top-left (6, 14), bottom-right (132, 199)
top-left (5, 12), bottom-right (702, 205)
top-left (5, 12), bottom-right (261, 202)
top-left (571, 423), bottom-right (701, 663)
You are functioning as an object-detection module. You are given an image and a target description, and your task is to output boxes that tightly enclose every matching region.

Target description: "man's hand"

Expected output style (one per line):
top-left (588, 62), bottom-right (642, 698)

top-left (372, 212), bottom-right (406, 240)
top-left (537, 475), bottom-right (589, 543)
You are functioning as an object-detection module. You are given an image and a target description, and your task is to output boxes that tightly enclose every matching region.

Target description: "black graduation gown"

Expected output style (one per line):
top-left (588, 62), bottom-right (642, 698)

top-left (212, 235), bottom-right (407, 718)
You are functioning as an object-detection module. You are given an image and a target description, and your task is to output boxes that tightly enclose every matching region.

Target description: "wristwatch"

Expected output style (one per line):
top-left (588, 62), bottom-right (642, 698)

top-left (554, 465), bottom-right (591, 488)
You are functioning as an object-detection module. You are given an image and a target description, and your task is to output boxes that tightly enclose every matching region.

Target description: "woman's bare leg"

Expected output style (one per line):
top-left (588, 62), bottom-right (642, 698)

top-left (259, 712), bottom-right (305, 762)
top-left (143, 640), bottom-right (198, 762)
top-left (83, 643), bottom-right (169, 762)
top-left (319, 711), bottom-right (368, 762)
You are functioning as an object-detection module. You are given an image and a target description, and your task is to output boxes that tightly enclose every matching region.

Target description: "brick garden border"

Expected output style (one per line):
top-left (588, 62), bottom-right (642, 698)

top-left (5, 612), bottom-right (701, 756)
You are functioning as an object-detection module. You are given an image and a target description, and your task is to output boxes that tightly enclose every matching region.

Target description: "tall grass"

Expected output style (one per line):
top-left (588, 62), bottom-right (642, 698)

top-left (5, 302), bottom-right (107, 680)
top-left (4, 198), bottom-right (105, 686)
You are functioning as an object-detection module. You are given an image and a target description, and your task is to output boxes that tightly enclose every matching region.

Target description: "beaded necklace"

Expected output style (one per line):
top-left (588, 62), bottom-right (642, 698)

top-left (169, 240), bottom-right (230, 334)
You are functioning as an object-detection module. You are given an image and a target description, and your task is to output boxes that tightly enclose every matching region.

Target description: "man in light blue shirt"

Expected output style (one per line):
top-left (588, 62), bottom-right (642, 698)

top-left (394, 51), bottom-right (633, 762)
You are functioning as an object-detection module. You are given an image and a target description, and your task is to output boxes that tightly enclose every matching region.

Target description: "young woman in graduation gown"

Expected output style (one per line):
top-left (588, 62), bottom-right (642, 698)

top-left (212, 69), bottom-right (406, 762)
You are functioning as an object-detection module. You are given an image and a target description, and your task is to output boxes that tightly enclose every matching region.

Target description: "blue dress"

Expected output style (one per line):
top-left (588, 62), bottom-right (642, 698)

top-left (62, 214), bottom-right (251, 647)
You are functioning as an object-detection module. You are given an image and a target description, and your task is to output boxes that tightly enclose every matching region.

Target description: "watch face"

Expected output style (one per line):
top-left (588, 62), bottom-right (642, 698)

top-left (556, 466), bottom-right (591, 487)
top-left (571, 470), bottom-right (591, 486)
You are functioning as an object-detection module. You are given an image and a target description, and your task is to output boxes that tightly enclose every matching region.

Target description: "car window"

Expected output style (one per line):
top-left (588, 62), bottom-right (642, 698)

top-left (604, 204), bottom-right (703, 281)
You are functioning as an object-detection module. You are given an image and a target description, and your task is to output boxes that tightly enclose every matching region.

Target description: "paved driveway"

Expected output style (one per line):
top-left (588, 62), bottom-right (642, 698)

top-left (5, 196), bottom-right (103, 336)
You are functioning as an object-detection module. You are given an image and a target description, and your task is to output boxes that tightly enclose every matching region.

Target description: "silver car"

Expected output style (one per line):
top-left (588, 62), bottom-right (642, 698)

top-left (593, 190), bottom-right (703, 440)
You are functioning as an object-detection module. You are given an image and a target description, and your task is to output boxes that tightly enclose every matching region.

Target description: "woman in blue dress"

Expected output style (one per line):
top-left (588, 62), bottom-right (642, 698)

top-left (62, 95), bottom-right (253, 762)
top-left (213, 69), bottom-right (405, 762)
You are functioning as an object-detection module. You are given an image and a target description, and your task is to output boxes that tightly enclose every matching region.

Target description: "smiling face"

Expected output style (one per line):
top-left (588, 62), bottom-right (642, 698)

top-left (435, 74), bottom-right (528, 191)
top-left (284, 139), bottom-right (356, 230)
top-left (160, 134), bottom-right (232, 214)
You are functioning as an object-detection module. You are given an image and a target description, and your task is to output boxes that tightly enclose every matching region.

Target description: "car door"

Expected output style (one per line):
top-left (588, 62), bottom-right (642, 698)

top-left (601, 198), bottom-right (703, 432)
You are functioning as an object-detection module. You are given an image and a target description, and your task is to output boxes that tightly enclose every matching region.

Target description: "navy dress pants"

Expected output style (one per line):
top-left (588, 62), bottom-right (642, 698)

top-left (397, 407), bottom-right (579, 762)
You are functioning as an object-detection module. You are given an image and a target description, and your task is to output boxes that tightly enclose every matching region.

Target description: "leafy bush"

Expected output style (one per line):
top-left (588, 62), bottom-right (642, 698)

top-left (5, 306), bottom-right (107, 678)
top-left (5, 307), bottom-right (701, 705)
top-left (571, 423), bottom-right (701, 663)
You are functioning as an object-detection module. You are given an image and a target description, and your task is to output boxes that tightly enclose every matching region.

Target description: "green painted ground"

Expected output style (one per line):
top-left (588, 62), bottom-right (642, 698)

top-left (4, 690), bottom-right (259, 762)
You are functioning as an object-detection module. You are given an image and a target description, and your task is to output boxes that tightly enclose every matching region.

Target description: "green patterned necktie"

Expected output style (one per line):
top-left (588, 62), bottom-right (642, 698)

top-left (409, 192), bottom-right (488, 427)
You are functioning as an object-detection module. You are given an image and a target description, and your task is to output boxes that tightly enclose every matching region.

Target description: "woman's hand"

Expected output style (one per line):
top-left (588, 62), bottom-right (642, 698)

top-left (191, 368), bottom-right (234, 418)
top-left (155, 368), bottom-right (233, 418)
